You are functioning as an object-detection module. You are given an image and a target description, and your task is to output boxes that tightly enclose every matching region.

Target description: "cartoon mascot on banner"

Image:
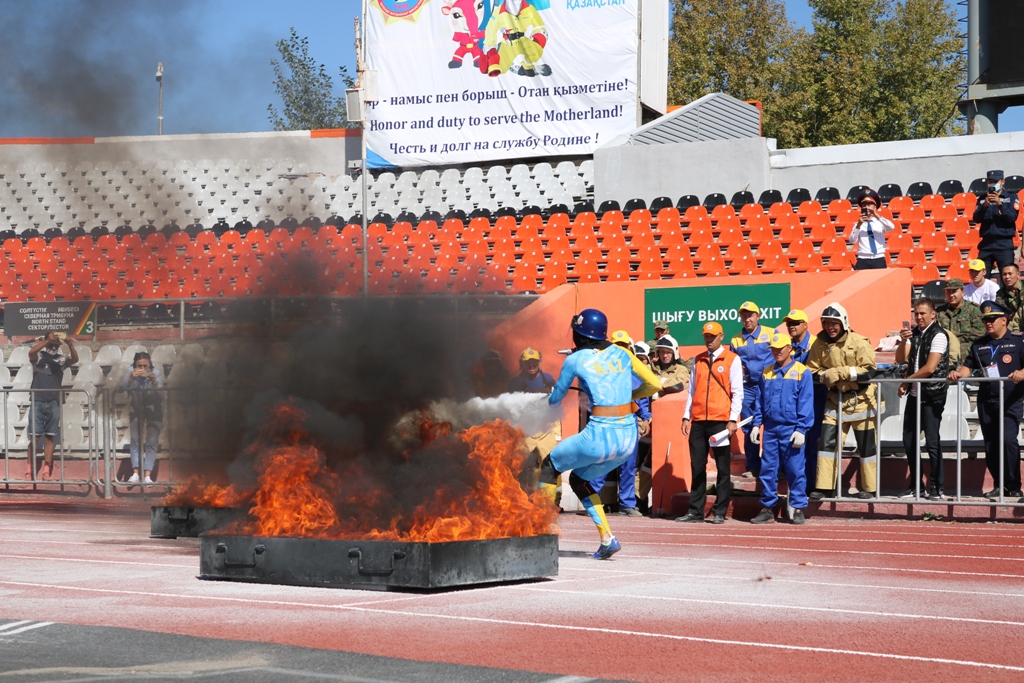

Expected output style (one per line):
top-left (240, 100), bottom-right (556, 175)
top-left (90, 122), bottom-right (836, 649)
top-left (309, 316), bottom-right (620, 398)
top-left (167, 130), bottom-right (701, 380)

top-left (442, 0), bottom-right (492, 73)
top-left (483, 0), bottom-right (552, 77)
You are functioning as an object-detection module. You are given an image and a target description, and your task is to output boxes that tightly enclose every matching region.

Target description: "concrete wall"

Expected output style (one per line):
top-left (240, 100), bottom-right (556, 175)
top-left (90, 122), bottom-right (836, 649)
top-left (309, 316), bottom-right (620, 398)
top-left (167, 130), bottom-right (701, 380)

top-left (596, 131), bottom-right (1024, 205)
top-left (594, 137), bottom-right (772, 206)
top-left (0, 131), bottom-right (361, 176)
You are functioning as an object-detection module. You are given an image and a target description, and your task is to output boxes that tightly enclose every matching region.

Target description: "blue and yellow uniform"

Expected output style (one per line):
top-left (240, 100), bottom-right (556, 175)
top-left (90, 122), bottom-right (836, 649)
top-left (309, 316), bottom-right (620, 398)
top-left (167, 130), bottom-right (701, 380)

top-left (731, 321), bottom-right (773, 473)
top-left (541, 309), bottom-right (661, 559)
top-left (751, 355), bottom-right (814, 510)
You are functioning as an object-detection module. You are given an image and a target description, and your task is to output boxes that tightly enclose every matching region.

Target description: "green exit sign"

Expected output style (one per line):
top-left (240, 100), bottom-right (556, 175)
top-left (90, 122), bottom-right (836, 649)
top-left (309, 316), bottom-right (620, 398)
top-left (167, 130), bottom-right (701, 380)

top-left (644, 283), bottom-right (792, 346)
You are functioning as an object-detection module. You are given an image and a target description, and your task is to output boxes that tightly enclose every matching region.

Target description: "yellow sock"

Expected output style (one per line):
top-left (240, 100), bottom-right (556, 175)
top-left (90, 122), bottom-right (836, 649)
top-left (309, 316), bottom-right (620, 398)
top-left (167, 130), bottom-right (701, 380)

top-left (538, 482), bottom-right (558, 503)
top-left (584, 494), bottom-right (611, 537)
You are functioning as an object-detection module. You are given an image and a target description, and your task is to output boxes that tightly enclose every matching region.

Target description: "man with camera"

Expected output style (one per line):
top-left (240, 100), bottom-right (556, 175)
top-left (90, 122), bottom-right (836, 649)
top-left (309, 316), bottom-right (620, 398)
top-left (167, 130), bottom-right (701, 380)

top-left (973, 170), bottom-right (1019, 278)
top-left (118, 352), bottom-right (165, 485)
top-left (26, 331), bottom-right (78, 481)
top-left (848, 188), bottom-right (897, 270)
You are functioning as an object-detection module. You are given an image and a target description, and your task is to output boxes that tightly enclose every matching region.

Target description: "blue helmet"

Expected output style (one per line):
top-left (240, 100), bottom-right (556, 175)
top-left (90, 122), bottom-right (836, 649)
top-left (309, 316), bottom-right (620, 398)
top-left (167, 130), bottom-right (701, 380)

top-left (571, 308), bottom-right (608, 340)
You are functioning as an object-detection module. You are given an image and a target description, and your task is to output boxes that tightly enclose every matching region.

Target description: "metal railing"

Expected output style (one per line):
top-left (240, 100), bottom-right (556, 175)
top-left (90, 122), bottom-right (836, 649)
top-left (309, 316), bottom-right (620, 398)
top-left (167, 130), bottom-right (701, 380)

top-left (823, 375), bottom-right (1022, 506)
top-left (1, 386), bottom-right (100, 489)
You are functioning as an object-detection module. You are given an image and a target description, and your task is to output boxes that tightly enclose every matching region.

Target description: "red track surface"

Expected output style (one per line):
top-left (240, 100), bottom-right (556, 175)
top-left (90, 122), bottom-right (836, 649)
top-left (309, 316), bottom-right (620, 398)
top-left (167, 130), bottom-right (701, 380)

top-left (2, 500), bottom-right (1024, 682)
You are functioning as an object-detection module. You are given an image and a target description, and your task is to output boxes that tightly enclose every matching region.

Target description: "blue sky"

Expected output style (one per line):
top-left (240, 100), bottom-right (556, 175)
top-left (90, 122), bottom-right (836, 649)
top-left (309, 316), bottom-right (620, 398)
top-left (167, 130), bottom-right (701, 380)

top-left (0, 0), bottom-right (1019, 139)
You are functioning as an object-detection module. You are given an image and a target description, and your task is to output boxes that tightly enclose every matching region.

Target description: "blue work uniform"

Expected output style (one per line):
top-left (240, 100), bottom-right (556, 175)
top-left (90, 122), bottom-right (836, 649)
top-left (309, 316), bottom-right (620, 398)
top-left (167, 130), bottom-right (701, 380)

top-left (962, 332), bottom-right (1024, 493)
top-left (507, 371), bottom-right (555, 393)
top-left (548, 345), bottom-right (660, 481)
top-left (731, 325), bottom-right (774, 473)
top-left (791, 329), bottom-right (824, 477)
top-left (974, 190), bottom-right (1019, 276)
top-left (589, 376), bottom-right (652, 510)
top-left (751, 358), bottom-right (815, 509)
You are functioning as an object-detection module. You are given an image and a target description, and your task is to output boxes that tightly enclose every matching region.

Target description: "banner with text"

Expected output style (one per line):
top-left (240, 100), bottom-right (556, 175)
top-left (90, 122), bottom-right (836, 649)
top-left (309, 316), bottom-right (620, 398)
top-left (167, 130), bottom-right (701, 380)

top-left (366, 0), bottom-right (638, 167)
top-left (4, 302), bottom-right (97, 338)
top-left (644, 284), bottom-right (791, 346)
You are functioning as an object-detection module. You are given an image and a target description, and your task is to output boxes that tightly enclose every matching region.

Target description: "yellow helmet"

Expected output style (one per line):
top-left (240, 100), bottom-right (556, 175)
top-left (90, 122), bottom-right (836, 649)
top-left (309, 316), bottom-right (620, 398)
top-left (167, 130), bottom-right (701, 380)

top-left (520, 348), bottom-right (541, 362)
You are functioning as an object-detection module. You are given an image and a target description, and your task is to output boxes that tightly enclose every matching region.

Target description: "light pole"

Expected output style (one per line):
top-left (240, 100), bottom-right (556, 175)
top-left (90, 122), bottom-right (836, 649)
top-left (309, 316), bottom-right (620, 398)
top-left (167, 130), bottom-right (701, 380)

top-left (156, 62), bottom-right (164, 135)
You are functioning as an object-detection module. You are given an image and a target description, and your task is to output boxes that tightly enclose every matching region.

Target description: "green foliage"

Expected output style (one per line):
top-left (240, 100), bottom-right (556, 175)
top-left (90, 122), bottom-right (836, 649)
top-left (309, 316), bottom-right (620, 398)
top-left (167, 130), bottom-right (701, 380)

top-left (268, 27), bottom-right (356, 131)
top-left (667, 0), bottom-right (965, 148)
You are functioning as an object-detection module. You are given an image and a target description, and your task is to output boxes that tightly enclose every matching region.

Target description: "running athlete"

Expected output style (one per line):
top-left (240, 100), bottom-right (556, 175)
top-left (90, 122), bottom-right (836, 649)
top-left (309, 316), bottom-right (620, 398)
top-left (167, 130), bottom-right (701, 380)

top-left (539, 309), bottom-right (662, 559)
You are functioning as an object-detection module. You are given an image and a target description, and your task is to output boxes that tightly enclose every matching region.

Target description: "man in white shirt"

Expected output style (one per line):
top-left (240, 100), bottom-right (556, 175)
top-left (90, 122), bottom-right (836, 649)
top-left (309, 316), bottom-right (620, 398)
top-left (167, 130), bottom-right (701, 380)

top-left (895, 298), bottom-right (950, 501)
top-left (677, 321), bottom-right (744, 524)
top-left (849, 188), bottom-right (897, 270)
top-left (964, 258), bottom-right (1000, 304)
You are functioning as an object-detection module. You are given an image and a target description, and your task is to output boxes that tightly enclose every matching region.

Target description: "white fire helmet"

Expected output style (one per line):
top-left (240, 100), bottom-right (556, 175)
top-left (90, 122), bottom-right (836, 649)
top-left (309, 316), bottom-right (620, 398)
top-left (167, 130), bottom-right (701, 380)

top-left (632, 341), bottom-right (651, 358)
top-left (654, 334), bottom-right (679, 360)
top-left (820, 302), bottom-right (849, 331)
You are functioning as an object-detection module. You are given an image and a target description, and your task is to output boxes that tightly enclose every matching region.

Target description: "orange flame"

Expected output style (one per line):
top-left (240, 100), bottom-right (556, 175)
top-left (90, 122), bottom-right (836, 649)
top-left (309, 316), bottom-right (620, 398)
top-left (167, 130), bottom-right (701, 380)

top-left (237, 400), bottom-right (558, 541)
top-left (163, 475), bottom-right (251, 508)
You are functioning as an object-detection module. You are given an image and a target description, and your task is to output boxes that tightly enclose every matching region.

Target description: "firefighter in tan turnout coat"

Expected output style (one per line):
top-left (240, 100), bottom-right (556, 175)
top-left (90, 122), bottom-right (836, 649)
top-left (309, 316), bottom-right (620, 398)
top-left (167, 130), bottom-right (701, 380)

top-left (805, 303), bottom-right (879, 499)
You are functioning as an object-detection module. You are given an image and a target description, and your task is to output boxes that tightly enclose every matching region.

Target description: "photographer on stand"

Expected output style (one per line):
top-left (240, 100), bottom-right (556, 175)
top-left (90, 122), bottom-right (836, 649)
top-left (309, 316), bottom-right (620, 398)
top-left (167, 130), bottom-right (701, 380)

top-left (848, 189), bottom-right (897, 271)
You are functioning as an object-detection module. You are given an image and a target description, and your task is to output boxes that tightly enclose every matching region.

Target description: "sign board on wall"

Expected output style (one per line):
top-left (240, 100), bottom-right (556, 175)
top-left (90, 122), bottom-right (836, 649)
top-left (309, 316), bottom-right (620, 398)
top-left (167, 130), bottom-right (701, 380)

top-left (644, 284), bottom-right (791, 346)
top-left (4, 302), bottom-right (97, 338)
top-left (366, 0), bottom-right (639, 167)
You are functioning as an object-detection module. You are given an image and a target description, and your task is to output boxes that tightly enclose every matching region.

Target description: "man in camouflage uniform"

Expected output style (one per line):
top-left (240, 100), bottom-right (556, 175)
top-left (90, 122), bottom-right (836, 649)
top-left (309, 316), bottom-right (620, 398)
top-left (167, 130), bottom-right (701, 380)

top-left (996, 264), bottom-right (1024, 333)
top-left (806, 303), bottom-right (879, 499)
top-left (939, 279), bottom-right (984, 367)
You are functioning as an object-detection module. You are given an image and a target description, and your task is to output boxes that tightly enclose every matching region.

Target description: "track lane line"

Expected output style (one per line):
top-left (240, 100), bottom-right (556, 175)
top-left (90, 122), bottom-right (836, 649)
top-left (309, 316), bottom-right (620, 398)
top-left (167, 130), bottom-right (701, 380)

top-left (559, 530), bottom-right (1024, 549)
top-left (3, 580), bottom-right (1023, 673)
top-left (0, 621), bottom-right (53, 635)
top-left (0, 554), bottom-right (194, 568)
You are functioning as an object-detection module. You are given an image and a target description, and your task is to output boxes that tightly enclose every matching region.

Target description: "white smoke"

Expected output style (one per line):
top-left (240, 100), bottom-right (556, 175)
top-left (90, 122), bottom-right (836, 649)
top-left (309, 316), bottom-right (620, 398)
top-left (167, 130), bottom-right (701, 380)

top-left (428, 392), bottom-right (562, 435)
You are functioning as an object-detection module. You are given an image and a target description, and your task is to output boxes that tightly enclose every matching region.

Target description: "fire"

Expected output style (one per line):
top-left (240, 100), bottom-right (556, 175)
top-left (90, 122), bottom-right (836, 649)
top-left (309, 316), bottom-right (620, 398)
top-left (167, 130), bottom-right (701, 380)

top-left (163, 475), bottom-right (251, 508)
top-left (238, 400), bottom-right (559, 542)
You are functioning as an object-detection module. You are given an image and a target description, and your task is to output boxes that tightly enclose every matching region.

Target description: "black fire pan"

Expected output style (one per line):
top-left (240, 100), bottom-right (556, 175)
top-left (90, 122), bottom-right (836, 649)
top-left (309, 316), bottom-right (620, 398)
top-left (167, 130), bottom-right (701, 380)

top-left (151, 506), bottom-right (248, 538)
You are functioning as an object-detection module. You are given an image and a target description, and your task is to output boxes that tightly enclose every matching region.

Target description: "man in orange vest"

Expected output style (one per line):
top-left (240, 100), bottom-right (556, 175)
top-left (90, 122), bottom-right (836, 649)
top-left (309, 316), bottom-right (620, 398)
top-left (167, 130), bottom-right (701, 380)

top-left (677, 321), bottom-right (745, 524)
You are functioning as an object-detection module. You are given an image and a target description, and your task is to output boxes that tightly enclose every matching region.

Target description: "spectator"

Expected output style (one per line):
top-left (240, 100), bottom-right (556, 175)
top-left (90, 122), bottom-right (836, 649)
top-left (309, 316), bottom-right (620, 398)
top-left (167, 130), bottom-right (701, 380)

top-left (118, 352), bottom-right (165, 485)
top-left (730, 301), bottom-right (773, 477)
top-left (996, 263), bottom-right (1024, 332)
top-left (507, 348), bottom-right (554, 393)
top-left (973, 170), bottom-right (1019, 277)
top-left (26, 332), bottom-right (78, 481)
top-left (473, 350), bottom-right (511, 398)
top-left (849, 188), bottom-right (897, 270)
top-left (896, 298), bottom-right (951, 500)
top-left (950, 301), bottom-right (1024, 500)
top-left (785, 310), bottom-right (813, 364)
top-left (507, 348), bottom-right (559, 491)
top-left (677, 321), bottom-right (744, 524)
top-left (964, 259), bottom-right (1000, 303)
top-left (651, 336), bottom-right (689, 394)
top-left (632, 342), bottom-right (655, 515)
top-left (749, 332), bottom-right (813, 524)
top-left (646, 319), bottom-right (672, 349)
top-left (806, 304), bottom-right (879, 500)
top-left (588, 331), bottom-right (649, 517)
top-left (541, 309), bottom-right (661, 559)
top-left (938, 279), bottom-right (983, 367)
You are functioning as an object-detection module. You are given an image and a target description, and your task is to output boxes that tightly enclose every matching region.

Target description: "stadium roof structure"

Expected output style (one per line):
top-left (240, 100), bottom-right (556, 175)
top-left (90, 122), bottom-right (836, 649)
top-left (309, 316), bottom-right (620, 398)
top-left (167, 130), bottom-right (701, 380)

top-left (608, 93), bottom-right (761, 147)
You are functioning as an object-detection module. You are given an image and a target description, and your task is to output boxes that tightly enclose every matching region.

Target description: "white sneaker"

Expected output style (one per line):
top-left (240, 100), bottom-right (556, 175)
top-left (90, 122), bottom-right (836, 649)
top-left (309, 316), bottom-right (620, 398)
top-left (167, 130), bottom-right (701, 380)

top-left (128, 473), bottom-right (140, 484)
top-left (143, 476), bottom-right (154, 484)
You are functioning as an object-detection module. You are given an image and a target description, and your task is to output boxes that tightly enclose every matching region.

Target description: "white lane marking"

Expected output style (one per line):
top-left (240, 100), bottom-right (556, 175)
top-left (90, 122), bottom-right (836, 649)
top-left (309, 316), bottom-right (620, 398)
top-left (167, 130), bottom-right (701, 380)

top-left (544, 677), bottom-right (596, 683)
top-left (561, 538), bottom-right (1024, 563)
top-left (0, 538), bottom-right (178, 549)
top-left (559, 529), bottom-right (1024, 549)
top-left (0, 621), bottom-right (53, 635)
top-left (0, 620), bottom-right (33, 632)
top-left (514, 585), bottom-right (1024, 627)
top-left (0, 554), bottom-right (194, 569)
top-left (559, 566), bottom-right (1024, 599)
top-left (3, 581), bottom-right (1023, 673)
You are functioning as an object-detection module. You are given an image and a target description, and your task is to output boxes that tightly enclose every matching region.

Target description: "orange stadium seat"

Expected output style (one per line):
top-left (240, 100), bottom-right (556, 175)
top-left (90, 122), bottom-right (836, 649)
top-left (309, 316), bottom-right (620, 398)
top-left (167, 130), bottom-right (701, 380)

top-left (826, 250), bottom-right (853, 270)
top-left (917, 232), bottom-right (949, 251)
top-left (950, 192), bottom-right (977, 214)
top-left (793, 253), bottom-right (824, 272)
top-left (759, 254), bottom-right (785, 274)
top-left (910, 263), bottom-right (941, 285)
top-left (683, 206), bottom-right (709, 222)
top-left (797, 200), bottom-right (823, 217)
top-left (768, 202), bottom-right (793, 219)
top-left (654, 207), bottom-right (680, 224)
top-left (725, 242), bottom-right (753, 261)
top-left (540, 271), bottom-right (567, 291)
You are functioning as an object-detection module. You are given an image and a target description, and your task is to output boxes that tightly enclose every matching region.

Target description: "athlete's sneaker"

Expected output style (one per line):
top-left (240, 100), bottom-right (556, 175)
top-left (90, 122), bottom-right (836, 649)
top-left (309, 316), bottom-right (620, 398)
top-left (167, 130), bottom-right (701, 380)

top-left (791, 509), bottom-right (806, 525)
top-left (143, 476), bottom-right (154, 484)
top-left (617, 507), bottom-right (642, 517)
top-left (751, 507), bottom-right (775, 524)
top-left (592, 537), bottom-right (621, 560)
top-left (128, 473), bottom-right (140, 484)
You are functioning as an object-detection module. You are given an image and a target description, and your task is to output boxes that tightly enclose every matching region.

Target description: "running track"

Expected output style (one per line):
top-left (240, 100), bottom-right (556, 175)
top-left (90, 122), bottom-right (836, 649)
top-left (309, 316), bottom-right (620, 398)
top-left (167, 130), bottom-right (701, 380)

top-left (2, 501), bottom-right (1024, 682)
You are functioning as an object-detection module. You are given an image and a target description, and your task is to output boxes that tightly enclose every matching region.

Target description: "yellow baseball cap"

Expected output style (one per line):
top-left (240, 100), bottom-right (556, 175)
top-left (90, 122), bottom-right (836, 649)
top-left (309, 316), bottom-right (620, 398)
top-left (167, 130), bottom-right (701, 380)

top-left (702, 321), bottom-right (723, 336)
top-left (610, 330), bottom-right (632, 347)
top-left (520, 348), bottom-right (541, 362)
top-left (783, 309), bottom-right (808, 323)
top-left (738, 301), bottom-right (760, 314)
top-left (968, 259), bottom-right (986, 271)
top-left (769, 332), bottom-right (792, 349)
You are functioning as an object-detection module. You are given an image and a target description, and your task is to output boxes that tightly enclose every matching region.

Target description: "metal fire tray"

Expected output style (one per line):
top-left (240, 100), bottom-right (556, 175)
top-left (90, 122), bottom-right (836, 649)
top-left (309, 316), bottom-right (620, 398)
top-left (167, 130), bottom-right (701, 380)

top-left (151, 506), bottom-right (248, 538)
top-left (199, 533), bottom-right (559, 590)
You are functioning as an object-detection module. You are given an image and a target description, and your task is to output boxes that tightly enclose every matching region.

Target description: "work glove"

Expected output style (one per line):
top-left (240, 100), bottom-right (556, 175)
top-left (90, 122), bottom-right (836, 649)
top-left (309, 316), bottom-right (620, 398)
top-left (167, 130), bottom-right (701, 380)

top-left (820, 367), bottom-right (844, 388)
top-left (789, 431), bottom-right (805, 448)
top-left (749, 428), bottom-right (760, 445)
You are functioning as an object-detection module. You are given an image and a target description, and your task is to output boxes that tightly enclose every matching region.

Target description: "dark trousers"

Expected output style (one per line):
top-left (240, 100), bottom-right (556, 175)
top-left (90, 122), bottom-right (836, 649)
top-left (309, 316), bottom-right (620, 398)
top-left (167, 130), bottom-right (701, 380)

top-left (688, 420), bottom-right (732, 517)
top-left (854, 257), bottom-right (887, 270)
top-left (978, 402), bottom-right (1023, 492)
top-left (902, 393), bottom-right (945, 488)
top-left (978, 249), bottom-right (1016, 278)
